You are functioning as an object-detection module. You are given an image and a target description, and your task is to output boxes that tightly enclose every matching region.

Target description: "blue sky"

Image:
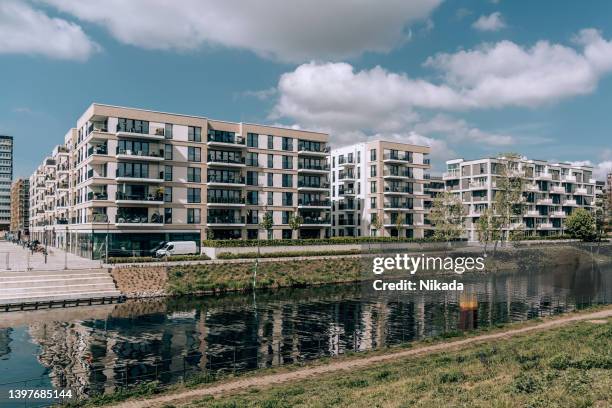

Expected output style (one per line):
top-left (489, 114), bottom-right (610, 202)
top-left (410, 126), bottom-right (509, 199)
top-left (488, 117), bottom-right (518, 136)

top-left (1, 0), bottom-right (611, 179)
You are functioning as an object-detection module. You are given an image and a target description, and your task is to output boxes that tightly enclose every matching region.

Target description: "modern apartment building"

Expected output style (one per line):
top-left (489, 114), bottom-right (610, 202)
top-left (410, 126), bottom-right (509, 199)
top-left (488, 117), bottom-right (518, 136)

top-left (28, 104), bottom-right (330, 258)
top-left (10, 178), bottom-right (29, 238)
top-left (330, 140), bottom-right (430, 238)
top-left (423, 175), bottom-right (445, 237)
top-left (443, 156), bottom-right (597, 241)
top-left (0, 135), bottom-right (13, 231)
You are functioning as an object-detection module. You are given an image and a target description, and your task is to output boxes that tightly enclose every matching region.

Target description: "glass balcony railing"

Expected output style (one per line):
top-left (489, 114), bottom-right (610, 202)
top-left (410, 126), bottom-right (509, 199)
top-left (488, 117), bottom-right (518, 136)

top-left (207, 134), bottom-right (245, 145)
top-left (88, 145), bottom-right (108, 156)
top-left (302, 217), bottom-right (331, 224)
top-left (207, 216), bottom-right (246, 224)
top-left (207, 155), bottom-right (245, 164)
top-left (298, 199), bottom-right (331, 207)
top-left (207, 175), bottom-right (245, 184)
top-left (115, 192), bottom-right (163, 201)
top-left (207, 196), bottom-right (245, 204)
top-left (298, 163), bottom-right (330, 171)
top-left (298, 181), bottom-right (330, 189)
top-left (87, 191), bottom-right (108, 201)
top-left (115, 214), bottom-right (163, 224)
top-left (384, 153), bottom-right (412, 162)
top-left (116, 148), bottom-right (162, 158)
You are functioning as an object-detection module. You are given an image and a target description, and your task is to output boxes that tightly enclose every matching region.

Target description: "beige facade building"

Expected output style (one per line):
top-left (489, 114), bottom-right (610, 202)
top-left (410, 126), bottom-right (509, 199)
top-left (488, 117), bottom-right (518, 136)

top-left (330, 140), bottom-right (430, 238)
top-left (10, 178), bottom-right (29, 237)
top-left (28, 104), bottom-right (330, 258)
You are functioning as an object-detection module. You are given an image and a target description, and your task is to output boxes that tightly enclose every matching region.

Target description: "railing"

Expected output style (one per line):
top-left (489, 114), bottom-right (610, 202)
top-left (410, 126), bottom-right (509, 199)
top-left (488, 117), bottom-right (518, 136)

top-left (298, 144), bottom-right (329, 153)
top-left (87, 191), bottom-right (108, 201)
top-left (207, 155), bottom-right (245, 164)
top-left (298, 163), bottom-right (330, 171)
top-left (88, 145), bottom-right (108, 156)
top-left (338, 219), bottom-right (356, 226)
top-left (383, 153), bottom-right (412, 162)
top-left (302, 217), bottom-right (331, 224)
top-left (207, 216), bottom-right (246, 224)
top-left (87, 214), bottom-right (109, 223)
top-left (338, 172), bottom-right (355, 179)
top-left (207, 196), bottom-right (245, 204)
top-left (116, 125), bottom-right (151, 135)
top-left (338, 203), bottom-right (356, 210)
top-left (207, 176), bottom-right (245, 184)
top-left (298, 199), bottom-right (331, 207)
top-left (384, 170), bottom-right (413, 178)
top-left (339, 188), bottom-right (355, 195)
top-left (338, 157), bottom-right (354, 165)
top-left (207, 134), bottom-right (245, 145)
top-left (384, 201), bottom-right (413, 209)
top-left (298, 182), bottom-right (329, 189)
top-left (116, 148), bottom-right (162, 158)
top-left (384, 186), bottom-right (412, 193)
top-left (115, 214), bottom-right (163, 224)
top-left (116, 170), bottom-right (163, 180)
top-left (115, 192), bottom-right (163, 201)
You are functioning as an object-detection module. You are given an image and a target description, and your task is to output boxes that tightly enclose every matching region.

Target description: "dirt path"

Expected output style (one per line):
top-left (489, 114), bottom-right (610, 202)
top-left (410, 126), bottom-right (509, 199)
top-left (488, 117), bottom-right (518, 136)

top-left (115, 308), bottom-right (612, 408)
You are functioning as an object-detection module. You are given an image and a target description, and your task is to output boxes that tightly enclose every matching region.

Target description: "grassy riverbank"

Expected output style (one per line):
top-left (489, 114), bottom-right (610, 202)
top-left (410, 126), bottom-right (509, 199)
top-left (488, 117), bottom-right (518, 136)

top-left (166, 244), bottom-right (606, 295)
top-left (66, 306), bottom-right (612, 407)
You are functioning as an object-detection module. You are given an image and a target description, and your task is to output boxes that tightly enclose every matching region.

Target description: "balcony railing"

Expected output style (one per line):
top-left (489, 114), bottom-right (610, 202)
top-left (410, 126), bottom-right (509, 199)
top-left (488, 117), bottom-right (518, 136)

top-left (298, 199), bottom-right (331, 207)
top-left (87, 191), bottom-right (108, 201)
top-left (338, 219), bottom-right (356, 226)
top-left (207, 175), bottom-right (245, 184)
top-left (384, 169), bottom-right (413, 178)
top-left (87, 214), bottom-right (109, 223)
top-left (339, 188), bottom-right (355, 195)
top-left (116, 170), bottom-right (163, 180)
top-left (207, 155), bottom-right (245, 165)
top-left (115, 192), bottom-right (163, 202)
top-left (384, 201), bottom-right (413, 209)
top-left (297, 144), bottom-right (329, 153)
top-left (115, 214), bottom-right (163, 224)
top-left (384, 153), bottom-right (412, 162)
top-left (207, 216), bottom-right (246, 224)
top-left (207, 196), bottom-right (245, 204)
top-left (338, 157), bottom-right (354, 165)
top-left (338, 203), bottom-right (356, 210)
top-left (301, 217), bottom-right (331, 224)
top-left (116, 148), bottom-right (162, 158)
top-left (88, 145), bottom-right (108, 156)
top-left (338, 172), bottom-right (355, 179)
top-left (298, 181), bottom-right (330, 189)
top-left (207, 134), bottom-right (245, 145)
top-left (384, 186), bottom-right (412, 193)
top-left (298, 163), bottom-right (330, 171)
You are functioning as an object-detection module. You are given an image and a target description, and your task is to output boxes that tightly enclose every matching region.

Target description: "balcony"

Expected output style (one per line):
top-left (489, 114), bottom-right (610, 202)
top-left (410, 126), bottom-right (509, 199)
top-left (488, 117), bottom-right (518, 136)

top-left (338, 171), bottom-right (355, 181)
top-left (562, 175), bottom-right (577, 183)
top-left (574, 187), bottom-right (588, 195)
top-left (87, 214), bottom-right (109, 223)
top-left (550, 211), bottom-right (567, 218)
top-left (298, 181), bottom-right (330, 191)
top-left (469, 182), bottom-right (488, 190)
top-left (383, 169), bottom-right (413, 179)
top-left (525, 210), bottom-right (540, 217)
top-left (116, 148), bottom-right (164, 162)
top-left (115, 213), bottom-right (164, 226)
top-left (116, 125), bottom-right (165, 140)
top-left (338, 202), bottom-right (356, 211)
top-left (301, 216), bottom-right (331, 226)
top-left (297, 144), bottom-right (329, 156)
top-left (338, 219), bottom-right (356, 226)
top-left (443, 171), bottom-right (460, 179)
top-left (206, 196), bottom-right (245, 207)
top-left (338, 157), bottom-right (355, 167)
top-left (87, 145), bottom-right (108, 157)
top-left (526, 184), bottom-right (539, 192)
top-left (206, 216), bottom-right (246, 226)
top-left (297, 163), bottom-right (330, 173)
top-left (383, 152), bottom-right (412, 163)
top-left (551, 185), bottom-right (565, 193)
top-left (298, 199), bottom-right (331, 208)
top-left (536, 198), bottom-right (553, 205)
top-left (115, 191), bottom-right (163, 205)
top-left (535, 173), bottom-right (552, 180)
top-left (383, 201), bottom-right (413, 210)
top-left (206, 155), bottom-right (246, 167)
top-left (563, 199), bottom-right (577, 206)
top-left (207, 175), bottom-right (246, 187)
top-left (87, 191), bottom-right (109, 201)
top-left (207, 133), bottom-right (245, 148)
top-left (116, 170), bottom-right (164, 183)
top-left (384, 186), bottom-right (412, 194)
top-left (537, 223), bottom-right (554, 229)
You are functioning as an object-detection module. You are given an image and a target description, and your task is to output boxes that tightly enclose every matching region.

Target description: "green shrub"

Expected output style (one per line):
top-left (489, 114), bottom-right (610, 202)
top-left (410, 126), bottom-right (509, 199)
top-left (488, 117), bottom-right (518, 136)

top-left (108, 254), bottom-right (210, 264)
top-left (203, 236), bottom-right (462, 247)
top-left (438, 370), bottom-right (466, 383)
top-left (217, 249), bottom-right (362, 259)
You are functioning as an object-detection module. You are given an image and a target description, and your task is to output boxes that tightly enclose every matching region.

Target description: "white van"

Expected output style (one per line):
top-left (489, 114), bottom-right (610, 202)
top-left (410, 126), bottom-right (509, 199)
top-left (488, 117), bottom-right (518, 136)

top-left (155, 241), bottom-right (198, 258)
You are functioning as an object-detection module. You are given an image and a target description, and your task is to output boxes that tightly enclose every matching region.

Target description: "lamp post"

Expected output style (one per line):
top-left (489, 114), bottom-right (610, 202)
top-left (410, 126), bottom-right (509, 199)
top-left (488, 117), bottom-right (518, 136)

top-left (64, 225), bottom-right (68, 270)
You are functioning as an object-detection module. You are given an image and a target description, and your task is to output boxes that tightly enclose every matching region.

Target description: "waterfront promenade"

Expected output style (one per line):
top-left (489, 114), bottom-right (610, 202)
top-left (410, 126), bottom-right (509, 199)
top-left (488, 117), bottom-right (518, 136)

top-left (0, 241), bottom-right (101, 271)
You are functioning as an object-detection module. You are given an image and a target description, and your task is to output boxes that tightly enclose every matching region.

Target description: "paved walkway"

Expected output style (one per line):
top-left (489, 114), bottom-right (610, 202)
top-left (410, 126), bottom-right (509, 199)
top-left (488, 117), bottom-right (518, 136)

top-left (0, 241), bottom-right (102, 271)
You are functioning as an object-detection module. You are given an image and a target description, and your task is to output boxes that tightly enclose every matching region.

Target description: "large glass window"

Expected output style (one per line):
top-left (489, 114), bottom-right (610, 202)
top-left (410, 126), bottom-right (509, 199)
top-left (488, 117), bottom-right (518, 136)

top-left (164, 208), bottom-right (172, 223)
top-left (187, 167), bottom-right (201, 182)
top-left (117, 162), bottom-right (149, 178)
top-left (246, 171), bottom-right (258, 186)
top-left (187, 188), bottom-right (201, 203)
top-left (188, 147), bottom-right (201, 162)
top-left (247, 190), bottom-right (259, 205)
top-left (164, 165), bottom-right (172, 181)
top-left (247, 133), bottom-right (259, 147)
top-left (282, 174), bottom-right (293, 188)
top-left (164, 144), bottom-right (173, 160)
top-left (117, 118), bottom-right (149, 134)
top-left (282, 155), bottom-right (293, 169)
top-left (187, 208), bottom-right (200, 224)
top-left (188, 126), bottom-right (202, 142)
top-left (164, 186), bottom-right (172, 202)
top-left (164, 123), bottom-right (173, 139)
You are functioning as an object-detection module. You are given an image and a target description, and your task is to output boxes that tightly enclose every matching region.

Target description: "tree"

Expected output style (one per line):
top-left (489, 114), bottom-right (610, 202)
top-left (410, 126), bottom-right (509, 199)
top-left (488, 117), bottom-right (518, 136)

top-left (492, 155), bottom-right (525, 253)
top-left (394, 213), bottom-right (405, 240)
top-left (476, 207), bottom-right (497, 255)
top-left (371, 215), bottom-right (384, 237)
top-left (260, 211), bottom-right (274, 240)
top-left (288, 214), bottom-right (303, 239)
top-left (430, 191), bottom-right (465, 242)
top-left (565, 208), bottom-right (596, 241)
top-left (594, 192), bottom-right (610, 242)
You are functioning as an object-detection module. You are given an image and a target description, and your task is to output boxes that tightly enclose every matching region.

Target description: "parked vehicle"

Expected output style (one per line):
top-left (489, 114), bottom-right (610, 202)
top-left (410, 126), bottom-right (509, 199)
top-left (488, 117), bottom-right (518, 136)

top-left (155, 241), bottom-right (197, 258)
top-left (149, 241), bottom-right (167, 256)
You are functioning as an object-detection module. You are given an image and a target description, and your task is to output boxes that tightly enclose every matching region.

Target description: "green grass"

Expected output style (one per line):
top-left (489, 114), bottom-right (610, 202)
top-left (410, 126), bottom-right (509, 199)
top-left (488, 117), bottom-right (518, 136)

top-left (216, 249), bottom-right (362, 259)
top-left (185, 318), bottom-right (612, 408)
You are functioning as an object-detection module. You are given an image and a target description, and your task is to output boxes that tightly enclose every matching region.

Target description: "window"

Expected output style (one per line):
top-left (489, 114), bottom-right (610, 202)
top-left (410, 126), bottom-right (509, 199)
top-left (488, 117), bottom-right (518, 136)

top-left (164, 208), bottom-right (172, 223)
top-left (267, 154), bottom-right (274, 168)
top-left (370, 181), bottom-right (376, 193)
top-left (371, 197), bottom-right (377, 209)
top-left (282, 155), bottom-right (293, 169)
top-left (247, 190), bottom-right (259, 205)
top-left (370, 165), bottom-right (376, 177)
top-left (357, 151), bottom-right (361, 163)
top-left (164, 144), bottom-right (173, 160)
top-left (282, 137), bottom-right (293, 151)
top-left (282, 192), bottom-right (293, 206)
top-left (370, 149), bottom-right (377, 161)
top-left (267, 173), bottom-right (273, 187)
top-left (247, 210), bottom-right (259, 224)
top-left (282, 211), bottom-right (291, 224)
top-left (267, 192), bottom-right (273, 205)
top-left (282, 229), bottom-right (292, 239)
top-left (164, 187), bottom-right (172, 202)
top-left (117, 118), bottom-right (149, 134)
top-left (268, 135), bottom-right (274, 149)
top-left (247, 132), bottom-right (259, 148)
top-left (282, 174), bottom-right (293, 188)
top-left (247, 171), bottom-right (258, 186)
top-left (164, 123), bottom-right (173, 139)
top-left (187, 188), bottom-right (201, 203)
top-left (187, 208), bottom-right (200, 224)
top-left (188, 126), bottom-right (201, 142)
top-left (188, 147), bottom-right (201, 162)
top-left (187, 167), bottom-right (201, 182)
top-left (246, 152), bottom-right (258, 167)
top-left (164, 165), bottom-right (173, 181)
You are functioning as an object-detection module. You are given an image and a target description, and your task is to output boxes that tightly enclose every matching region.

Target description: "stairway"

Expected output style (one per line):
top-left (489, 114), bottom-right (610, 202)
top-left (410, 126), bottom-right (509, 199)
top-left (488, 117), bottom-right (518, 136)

top-left (0, 268), bottom-right (122, 306)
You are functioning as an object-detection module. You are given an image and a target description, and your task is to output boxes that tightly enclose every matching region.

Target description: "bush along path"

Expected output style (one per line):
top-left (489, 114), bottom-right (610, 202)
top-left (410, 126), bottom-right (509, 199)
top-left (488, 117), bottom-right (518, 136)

top-left (108, 307), bottom-right (612, 408)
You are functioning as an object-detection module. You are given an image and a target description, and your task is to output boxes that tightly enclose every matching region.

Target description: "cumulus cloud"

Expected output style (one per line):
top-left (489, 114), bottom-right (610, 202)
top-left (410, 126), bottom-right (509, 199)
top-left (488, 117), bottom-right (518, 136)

top-left (0, 0), bottom-right (98, 60)
top-left (472, 12), bottom-right (506, 32)
top-left (414, 114), bottom-right (514, 146)
top-left (39, 0), bottom-right (442, 62)
top-left (569, 160), bottom-right (612, 181)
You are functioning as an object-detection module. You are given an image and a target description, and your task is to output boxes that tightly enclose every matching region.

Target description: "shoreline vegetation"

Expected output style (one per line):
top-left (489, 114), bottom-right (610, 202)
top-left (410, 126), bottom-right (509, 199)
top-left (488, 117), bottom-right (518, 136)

top-left (64, 306), bottom-right (612, 408)
top-left (110, 243), bottom-right (611, 298)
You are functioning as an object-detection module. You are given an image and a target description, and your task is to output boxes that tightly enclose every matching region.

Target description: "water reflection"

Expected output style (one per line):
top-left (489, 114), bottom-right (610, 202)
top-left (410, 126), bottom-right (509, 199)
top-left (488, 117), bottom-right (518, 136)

top-left (0, 260), bottom-right (610, 404)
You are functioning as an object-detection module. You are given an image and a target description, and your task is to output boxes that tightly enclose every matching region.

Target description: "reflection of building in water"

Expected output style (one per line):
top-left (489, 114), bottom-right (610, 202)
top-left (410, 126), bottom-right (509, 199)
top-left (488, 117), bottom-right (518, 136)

top-left (458, 292), bottom-right (478, 331)
top-left (0, 328), bottom-right (12, 359)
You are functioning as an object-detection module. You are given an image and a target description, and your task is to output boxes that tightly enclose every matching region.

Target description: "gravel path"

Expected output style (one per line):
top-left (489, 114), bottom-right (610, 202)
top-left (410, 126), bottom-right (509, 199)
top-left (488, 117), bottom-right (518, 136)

top-left (114, 307), bottom-right (612, 408)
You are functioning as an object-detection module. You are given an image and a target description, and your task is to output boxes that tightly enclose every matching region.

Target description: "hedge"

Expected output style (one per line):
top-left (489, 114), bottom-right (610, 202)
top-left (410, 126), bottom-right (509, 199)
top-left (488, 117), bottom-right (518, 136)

top-left (202, 236), bottom-right (458, 248)
top-left (108, 254), bottom-right (210, 264)
top-left (217, 249), bottom-right (362, 259)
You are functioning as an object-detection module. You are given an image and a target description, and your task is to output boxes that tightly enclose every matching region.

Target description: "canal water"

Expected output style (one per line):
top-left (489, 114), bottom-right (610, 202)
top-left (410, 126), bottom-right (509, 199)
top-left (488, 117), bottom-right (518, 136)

top-left (0, 258), bottom-right (611, 407)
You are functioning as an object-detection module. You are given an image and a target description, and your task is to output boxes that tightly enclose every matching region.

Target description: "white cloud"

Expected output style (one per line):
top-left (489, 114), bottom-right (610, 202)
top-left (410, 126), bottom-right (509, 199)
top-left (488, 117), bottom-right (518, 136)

top-left (0, 0), bottom-right (98, 60)
top-left (570, 160), bottom-right (612, 181)
top-left (472, 12), bottom-right (506, 32)
top-left (414, 114), bottom-right (514, 146)
top-left (39, 0), bottom-right (442, 62)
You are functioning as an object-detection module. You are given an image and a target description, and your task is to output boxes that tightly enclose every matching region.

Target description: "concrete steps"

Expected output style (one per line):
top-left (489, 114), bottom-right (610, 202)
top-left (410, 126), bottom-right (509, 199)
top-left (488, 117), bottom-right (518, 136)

top-left (0, 268), bottom-right (122, 306)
